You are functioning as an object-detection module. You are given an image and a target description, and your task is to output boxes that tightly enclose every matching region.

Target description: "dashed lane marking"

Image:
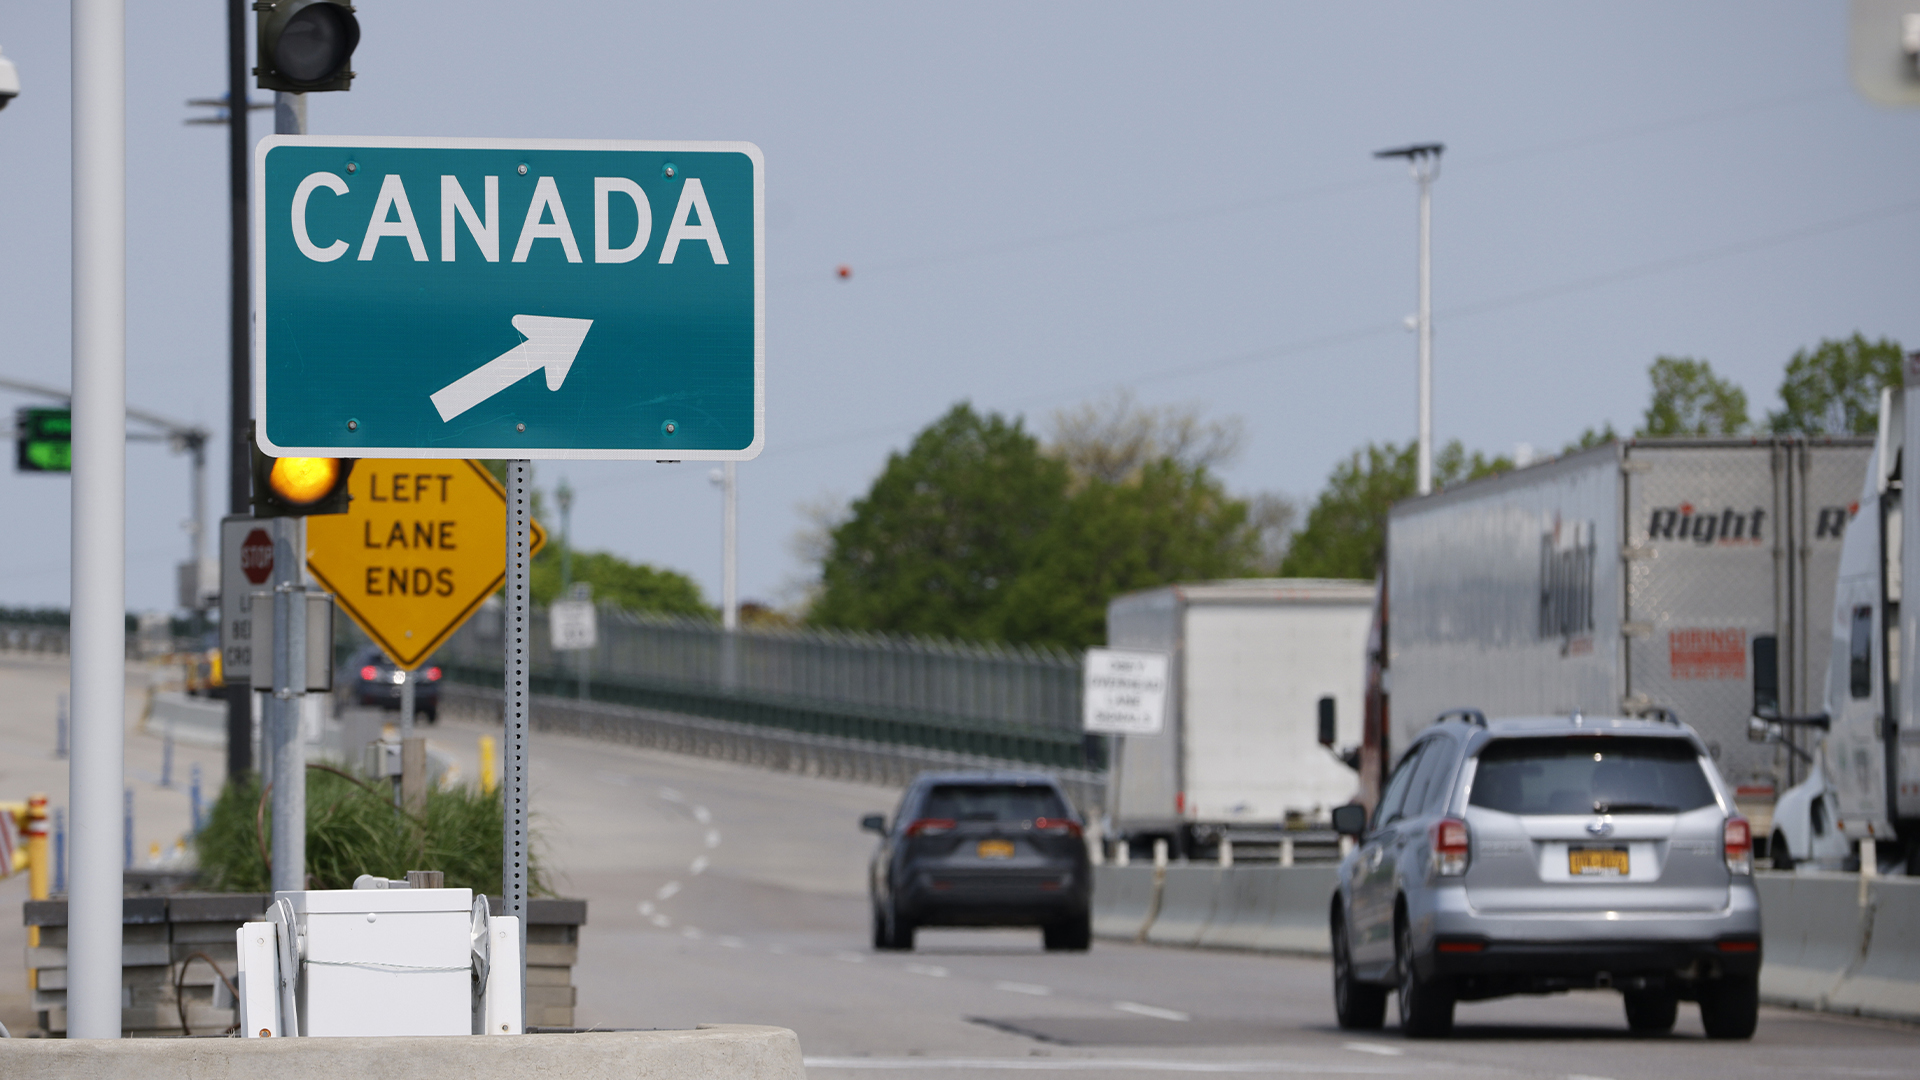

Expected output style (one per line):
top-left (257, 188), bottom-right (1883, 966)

top-left (904, 963), bottom-right (950, 977)
top-left (993, 981), bottom-right (1052, 996)
top-left (690, 855), bottom-right (710, 874)
top-left (1112, 1001), bottom-right (1190, 1022)
top-left (1343, 1043), bottom-right (1403, 1056)
top-left (705, 829), bottom-right (722, 848)
top-left (716, 936), bottom-right (747, 949)
top-left (656, 881), bottom-right (682, 900)
top-left (693, 805), bottom-right (713, 823)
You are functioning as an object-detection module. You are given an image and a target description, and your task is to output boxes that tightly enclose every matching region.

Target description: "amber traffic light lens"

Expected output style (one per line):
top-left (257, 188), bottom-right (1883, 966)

top-left (269, 457), bottom-right (341, 505)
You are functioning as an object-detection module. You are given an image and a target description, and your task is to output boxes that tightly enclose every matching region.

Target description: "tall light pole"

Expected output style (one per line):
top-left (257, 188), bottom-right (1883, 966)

top-left (70, 0), bottom-right (128, 1038)
top-left (1375, 142), bottom-right (1443, 496)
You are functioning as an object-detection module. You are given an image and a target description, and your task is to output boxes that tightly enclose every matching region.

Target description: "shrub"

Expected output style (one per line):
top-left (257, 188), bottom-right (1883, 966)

top-left (196, 766), bottom-right (547, 895)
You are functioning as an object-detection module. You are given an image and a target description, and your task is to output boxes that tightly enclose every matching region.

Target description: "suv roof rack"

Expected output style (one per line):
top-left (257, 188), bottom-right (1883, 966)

top-left (1434, 708), bottom-right (1488, 728)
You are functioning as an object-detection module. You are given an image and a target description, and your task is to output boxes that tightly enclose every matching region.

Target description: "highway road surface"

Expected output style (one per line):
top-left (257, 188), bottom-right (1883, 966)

top-left (1, 651), bottom-right (1916, 1078)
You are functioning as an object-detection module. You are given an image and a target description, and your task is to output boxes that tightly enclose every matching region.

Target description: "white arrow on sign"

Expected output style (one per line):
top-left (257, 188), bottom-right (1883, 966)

top-left (429, 314), bottom-right (595, 422)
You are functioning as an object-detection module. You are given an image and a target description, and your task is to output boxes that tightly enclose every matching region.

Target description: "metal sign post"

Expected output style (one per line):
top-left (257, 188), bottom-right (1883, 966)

top-left (268, 525), bottom-right (307, 895)
top-left (503, 459), bottom-right (533, 1023)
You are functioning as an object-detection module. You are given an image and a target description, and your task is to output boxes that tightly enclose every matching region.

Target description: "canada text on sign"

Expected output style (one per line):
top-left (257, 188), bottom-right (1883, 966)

top-left (1083, 648), bottom-right (1170, 736)
top-left (305, 459), bottom-right (545, 669)
top-left (254, 136), bottom-right (764, 460)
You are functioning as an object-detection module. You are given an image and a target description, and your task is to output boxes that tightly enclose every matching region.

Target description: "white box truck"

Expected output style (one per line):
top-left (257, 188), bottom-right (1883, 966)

top-left (1104, 579), bottom-right (1374, 857)
top-left (1766, 372), bottom-right (1920, 874)
top-left (1381, 436), bottom-right (1871, 839)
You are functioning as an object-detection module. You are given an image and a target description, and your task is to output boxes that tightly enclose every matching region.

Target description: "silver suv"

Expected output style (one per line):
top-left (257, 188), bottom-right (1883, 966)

top-left (1329, 711), bottom-right (1761, 1039)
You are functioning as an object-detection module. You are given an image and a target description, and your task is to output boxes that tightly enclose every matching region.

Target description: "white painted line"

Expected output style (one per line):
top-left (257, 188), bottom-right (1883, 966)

top-left (904, 963), bottom-right (950, 977)
top-left (1343, 1043), bottom-right (1403, 1057)
top-left (802, 1058), bottom-right (1410, 1073)
top-left (689, 855), bottom-right (710, 875)
top-left (648, 913), bottom-right (671, 928)
top-left (716, 936), bottom-right (747, 949)
top-left (833, 951), bottom-right (866, 963)
top-left (636, 901), bottom-right (655, 916)
top-left (659, 787), bottom-right (685, 803)
top-left (992, 981), bottom-right (1052, 996)
top-left (1112, 1001), bottom-right (1190, 1022)
top-left (656, 881), bottom-right (682, 900)
top-left (682, 927), bottom-right (703, 939)
top-left (693, 805), bottom-right (713, 824)
top-left (705, 829), bottom-right (722, 848)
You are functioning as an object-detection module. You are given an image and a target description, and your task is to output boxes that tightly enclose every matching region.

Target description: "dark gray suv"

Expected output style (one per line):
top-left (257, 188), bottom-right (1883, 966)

top-left (863, 771), bottom-right (1092, 952)
top-left (1330, 711), bottom-right (1761, 1039)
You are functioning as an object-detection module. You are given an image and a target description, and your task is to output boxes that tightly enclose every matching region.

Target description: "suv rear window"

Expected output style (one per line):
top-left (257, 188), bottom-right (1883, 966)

top-left (1468, 737), bottom-right (1716, 816)
top-left (921, 784), bottom-right (1068, 823)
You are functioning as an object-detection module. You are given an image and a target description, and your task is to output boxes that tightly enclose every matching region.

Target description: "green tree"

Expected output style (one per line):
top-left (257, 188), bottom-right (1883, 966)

top-left (531, 546), bottom-right (709, 615)
top-left (1279, 440), bottom-right (1511, 580)
top-left (1639, 357), bottom-right (1749, 436)
top-left (1768, 334), bottom-right (1905, 435)
top-left (998, 459), bottom-right (1260, 648)
top-left (1563, 422), bottom-right (1619, 454)
top-left (810, 403), bottom-right (1070, 641)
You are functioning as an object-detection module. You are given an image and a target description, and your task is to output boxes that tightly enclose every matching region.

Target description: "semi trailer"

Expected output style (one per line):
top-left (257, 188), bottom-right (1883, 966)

top-left (1377, 436), bottom-right (1872, 840)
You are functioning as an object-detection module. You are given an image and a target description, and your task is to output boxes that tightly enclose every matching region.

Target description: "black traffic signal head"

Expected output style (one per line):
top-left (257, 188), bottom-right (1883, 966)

top-left (251, 439), bottom-right (356, 517)
top-left (256, 0), bottom-right (360, 93)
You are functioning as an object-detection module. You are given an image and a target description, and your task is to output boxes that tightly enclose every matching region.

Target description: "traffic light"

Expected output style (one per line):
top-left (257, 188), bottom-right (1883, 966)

top-left (15, 407), bottom-right (71, 473)
top-left (256, 0), bottom-right (360, 93)
top-left (251, 439), bottom-right (356, 517)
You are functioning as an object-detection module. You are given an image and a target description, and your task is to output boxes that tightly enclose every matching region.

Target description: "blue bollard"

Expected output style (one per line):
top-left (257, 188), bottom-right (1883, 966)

top-left (123, 787), bottom-right (133, 869)
top-left (190, 763), bottom-right (203, 835)
top-left (52, 807), bottom-right (65, 894)
top-left (161, 731), bottom-right (174, 788)
top-left (54, 693), bottom-right (67, 759)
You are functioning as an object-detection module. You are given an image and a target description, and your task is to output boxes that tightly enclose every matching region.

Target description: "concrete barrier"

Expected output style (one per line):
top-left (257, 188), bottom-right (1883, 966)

top-left (1094, 864), bottom-right (1337, 956)
top-left (1197, 865), bottom-right (1337, 956)
top-left (1090, 864), bottom-right (1157, 941)
top-left (0, 1024), bottom-right (805, 1079)
top-left (1143, 866), bottom-right (1224, 947)
top-left (1831, 875), bottom-right (1920, 1020)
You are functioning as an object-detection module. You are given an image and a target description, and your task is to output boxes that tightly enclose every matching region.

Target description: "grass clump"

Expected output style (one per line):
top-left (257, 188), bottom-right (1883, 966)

top-left (196, 766), bottom-right (547, 895)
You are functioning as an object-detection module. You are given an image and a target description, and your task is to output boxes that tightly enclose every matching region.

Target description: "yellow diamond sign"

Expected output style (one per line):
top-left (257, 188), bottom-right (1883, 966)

top-left (306, 459), bottom-right (545, 669)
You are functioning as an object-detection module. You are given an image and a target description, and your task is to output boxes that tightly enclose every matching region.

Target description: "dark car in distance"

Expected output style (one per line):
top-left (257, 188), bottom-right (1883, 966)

top-left (341, 645), bottom-right (443, 723)
top-left (863, 771), bottom-right (1092, 952)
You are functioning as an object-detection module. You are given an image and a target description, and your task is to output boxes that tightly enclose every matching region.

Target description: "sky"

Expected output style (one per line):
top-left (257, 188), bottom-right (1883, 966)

top-left (2, 3), bottom-right (1917, 615)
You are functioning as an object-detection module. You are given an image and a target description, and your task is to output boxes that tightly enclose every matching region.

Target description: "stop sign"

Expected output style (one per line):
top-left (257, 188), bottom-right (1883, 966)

top-left (240, 528), bottom-right (275, 585)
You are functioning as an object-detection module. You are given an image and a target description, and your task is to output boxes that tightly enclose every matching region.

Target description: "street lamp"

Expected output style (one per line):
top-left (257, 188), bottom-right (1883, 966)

top-left (1374, 142), bottom-right (1443, 497)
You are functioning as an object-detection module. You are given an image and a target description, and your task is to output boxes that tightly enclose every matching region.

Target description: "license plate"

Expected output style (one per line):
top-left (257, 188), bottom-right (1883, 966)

top-left (1569, 846), bottom-right (1629, 877)
top-left (977, 839), bottom-right (1015, 859)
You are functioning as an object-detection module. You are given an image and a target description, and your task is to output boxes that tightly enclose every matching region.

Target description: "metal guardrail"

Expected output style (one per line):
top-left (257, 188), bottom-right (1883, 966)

top-left (435, 605), bottom-right (1100, 771)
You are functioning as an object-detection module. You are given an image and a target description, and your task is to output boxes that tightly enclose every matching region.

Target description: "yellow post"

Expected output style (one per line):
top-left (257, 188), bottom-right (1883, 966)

top-left (478, 735), bottom-right (497, 795)
top-left (23, 793), bottom-right (48, 986)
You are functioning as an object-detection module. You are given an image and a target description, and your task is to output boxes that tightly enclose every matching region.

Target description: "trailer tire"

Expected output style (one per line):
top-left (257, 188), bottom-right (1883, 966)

top-left (1770, 831), bottom-right (1795, 871)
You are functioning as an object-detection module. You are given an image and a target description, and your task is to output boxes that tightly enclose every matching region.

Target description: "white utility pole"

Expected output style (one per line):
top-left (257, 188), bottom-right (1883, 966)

top-left (1375, 142), bottom-right (1443, 496)
top-left (69, 0), bottom-right (128, 1039)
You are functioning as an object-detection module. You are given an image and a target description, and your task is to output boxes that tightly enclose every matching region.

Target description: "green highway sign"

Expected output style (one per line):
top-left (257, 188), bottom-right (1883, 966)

top-left (253, 137), bottom-right (763, 460)
top-left (15, 407), bottom-right (72, 473)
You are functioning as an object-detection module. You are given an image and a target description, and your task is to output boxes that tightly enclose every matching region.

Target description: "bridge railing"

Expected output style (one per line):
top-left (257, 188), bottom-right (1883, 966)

top-left (435, 605), bottom-right (1097, 770)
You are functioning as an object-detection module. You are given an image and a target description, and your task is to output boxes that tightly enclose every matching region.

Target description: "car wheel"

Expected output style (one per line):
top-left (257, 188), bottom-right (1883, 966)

top-left (1043, 912), bottom-right (1092, 952)
top-left (1698, 975), bottom-right (1758, 1040)
top-left (1395, 917), bottom-right (1454, 1038)
top-left (1332, 913), bottom-right (1386, 1030)
top-left (871, 905), bottom-right (891, 950)
top-left (874, 900), bottom-right (914, 951)
top-left (1771, 831), bottom-right (1795, 871)
top-left (1623, 989), bottom-right (1678, 1034)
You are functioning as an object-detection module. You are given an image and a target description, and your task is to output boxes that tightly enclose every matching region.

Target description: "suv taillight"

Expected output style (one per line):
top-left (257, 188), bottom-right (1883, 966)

top-left (1433, 817), bottom-right (1470, 876)
top-left (360, 665), bottom-right (379, 681)
top-left (906, 818), bottom-right (955, 838)
top-left (1724, 817), bottom-right (1752, 876)
top-left (1034, 817), bottom-right (1082, 838)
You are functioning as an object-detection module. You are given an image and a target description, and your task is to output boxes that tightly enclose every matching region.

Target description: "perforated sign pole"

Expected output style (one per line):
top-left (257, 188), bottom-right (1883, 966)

top-left (503, 459), bottom-right (532, 1024)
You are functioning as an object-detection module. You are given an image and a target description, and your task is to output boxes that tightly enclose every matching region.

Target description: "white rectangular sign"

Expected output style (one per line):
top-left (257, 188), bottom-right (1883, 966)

top-left (1083, 648), bottom-right (1170, 735)
top-left (550, 600), bottom-right (598, 652)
